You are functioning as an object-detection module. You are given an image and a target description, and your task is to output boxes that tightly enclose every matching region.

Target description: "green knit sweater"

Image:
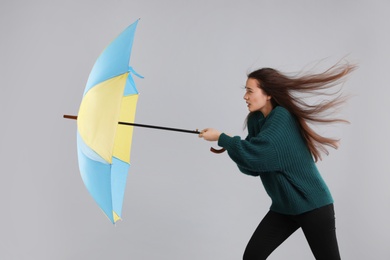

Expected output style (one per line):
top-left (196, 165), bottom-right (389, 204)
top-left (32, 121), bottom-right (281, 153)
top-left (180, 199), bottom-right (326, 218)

top-left (218, 106), bottom-right (333, 215)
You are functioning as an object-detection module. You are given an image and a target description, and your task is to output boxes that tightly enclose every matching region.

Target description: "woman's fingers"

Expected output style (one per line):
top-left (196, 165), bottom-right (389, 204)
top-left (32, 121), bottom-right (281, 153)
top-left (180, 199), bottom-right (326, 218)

top-left (199, 128), bottom-right (221, 141)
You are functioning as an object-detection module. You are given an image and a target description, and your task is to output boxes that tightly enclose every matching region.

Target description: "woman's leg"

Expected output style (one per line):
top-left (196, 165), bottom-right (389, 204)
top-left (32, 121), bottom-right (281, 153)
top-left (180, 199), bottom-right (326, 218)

top-left (243, 211), bottom-right (300, 260)
top-left (297, 204), bottom-right (341, 260)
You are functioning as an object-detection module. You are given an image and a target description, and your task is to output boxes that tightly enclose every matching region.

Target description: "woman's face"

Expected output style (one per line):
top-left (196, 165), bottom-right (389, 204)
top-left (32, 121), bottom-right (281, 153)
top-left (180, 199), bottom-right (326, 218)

top-left (244, 78), bottom-right (272, 115)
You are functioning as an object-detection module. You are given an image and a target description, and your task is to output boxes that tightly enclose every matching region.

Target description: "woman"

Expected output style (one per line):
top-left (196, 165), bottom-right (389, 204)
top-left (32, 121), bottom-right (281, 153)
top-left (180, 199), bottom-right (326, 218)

top-left (199, 62), bottom-right (356, 260)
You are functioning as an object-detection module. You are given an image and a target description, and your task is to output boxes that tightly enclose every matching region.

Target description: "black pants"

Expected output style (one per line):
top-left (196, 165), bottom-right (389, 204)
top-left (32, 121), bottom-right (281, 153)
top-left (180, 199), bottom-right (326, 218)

top-left (243, 204), bottom-right (340, 260)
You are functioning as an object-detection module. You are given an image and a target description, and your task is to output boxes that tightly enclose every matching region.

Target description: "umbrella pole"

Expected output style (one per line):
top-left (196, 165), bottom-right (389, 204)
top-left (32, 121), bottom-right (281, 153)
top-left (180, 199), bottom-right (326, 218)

top-left (63, 114), bottom-right (226, 153)
top-left (118, 121), bottom-right (200, 134)
top-left (64, 115), bottom-right (199, 134)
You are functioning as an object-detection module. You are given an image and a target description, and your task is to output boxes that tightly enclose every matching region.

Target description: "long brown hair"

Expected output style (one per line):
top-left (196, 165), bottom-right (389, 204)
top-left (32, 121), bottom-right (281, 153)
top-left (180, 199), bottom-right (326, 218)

top-left (247, 62), bottom-right (357, 161)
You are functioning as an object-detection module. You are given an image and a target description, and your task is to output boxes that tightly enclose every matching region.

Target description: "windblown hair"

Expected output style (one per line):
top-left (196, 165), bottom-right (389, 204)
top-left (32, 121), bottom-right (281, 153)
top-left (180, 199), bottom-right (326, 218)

top-left (247, 62), bottom-right (357, 162)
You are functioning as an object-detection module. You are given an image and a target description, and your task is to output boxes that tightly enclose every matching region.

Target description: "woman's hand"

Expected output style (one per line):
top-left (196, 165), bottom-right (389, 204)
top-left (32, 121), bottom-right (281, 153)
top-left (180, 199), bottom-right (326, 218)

top-left (198, 128), bottom-right (221, 142)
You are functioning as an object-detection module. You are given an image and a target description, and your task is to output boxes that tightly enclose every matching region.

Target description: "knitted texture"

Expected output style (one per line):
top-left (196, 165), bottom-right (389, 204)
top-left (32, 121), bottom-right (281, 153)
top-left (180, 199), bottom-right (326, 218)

top-left (218, 106), bottom-right (333, 215)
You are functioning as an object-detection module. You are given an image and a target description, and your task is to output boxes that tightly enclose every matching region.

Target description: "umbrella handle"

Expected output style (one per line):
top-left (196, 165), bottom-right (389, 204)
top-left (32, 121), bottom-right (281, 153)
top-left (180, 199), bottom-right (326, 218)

top-left (210, 147), bottom-right (226, 154)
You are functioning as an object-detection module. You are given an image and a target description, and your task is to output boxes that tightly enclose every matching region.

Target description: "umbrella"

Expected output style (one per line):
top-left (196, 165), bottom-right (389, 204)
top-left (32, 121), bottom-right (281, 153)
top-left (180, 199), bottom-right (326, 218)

top-left (64, 19), bottom-right (224, 224)
top-left (72, 19), bottom-right (143, 224)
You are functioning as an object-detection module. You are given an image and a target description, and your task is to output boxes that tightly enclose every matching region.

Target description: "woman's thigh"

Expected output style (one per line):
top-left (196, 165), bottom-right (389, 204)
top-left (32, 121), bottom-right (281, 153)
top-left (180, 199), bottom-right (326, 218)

top-left (297, 204), bottom-right (341, 260)
top-left (243, 211), bottom-right (300, 260)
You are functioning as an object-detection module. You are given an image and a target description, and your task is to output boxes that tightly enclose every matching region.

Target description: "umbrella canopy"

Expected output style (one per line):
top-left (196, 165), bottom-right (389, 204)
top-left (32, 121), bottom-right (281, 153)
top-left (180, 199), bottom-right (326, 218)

top-left (77, 19), bottom-right (142, 224)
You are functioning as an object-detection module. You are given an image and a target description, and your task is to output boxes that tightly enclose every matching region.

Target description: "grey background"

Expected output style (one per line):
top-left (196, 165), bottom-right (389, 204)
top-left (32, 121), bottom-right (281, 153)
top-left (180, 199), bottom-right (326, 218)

top-left (1, 0), bottom-right (389, 259)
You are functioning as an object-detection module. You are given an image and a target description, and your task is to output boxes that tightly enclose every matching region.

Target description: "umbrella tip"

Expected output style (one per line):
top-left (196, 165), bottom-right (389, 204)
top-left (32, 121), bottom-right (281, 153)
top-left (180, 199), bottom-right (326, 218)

top-left (63, 114), bottom-right (78, 120)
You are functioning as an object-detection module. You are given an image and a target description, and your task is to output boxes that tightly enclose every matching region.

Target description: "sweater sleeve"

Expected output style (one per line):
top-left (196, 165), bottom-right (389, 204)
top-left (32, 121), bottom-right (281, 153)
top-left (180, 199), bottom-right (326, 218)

top-left (218, 132), bottom-right (280, 175)
top-left (217, 107), bottom-right (296, 176)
